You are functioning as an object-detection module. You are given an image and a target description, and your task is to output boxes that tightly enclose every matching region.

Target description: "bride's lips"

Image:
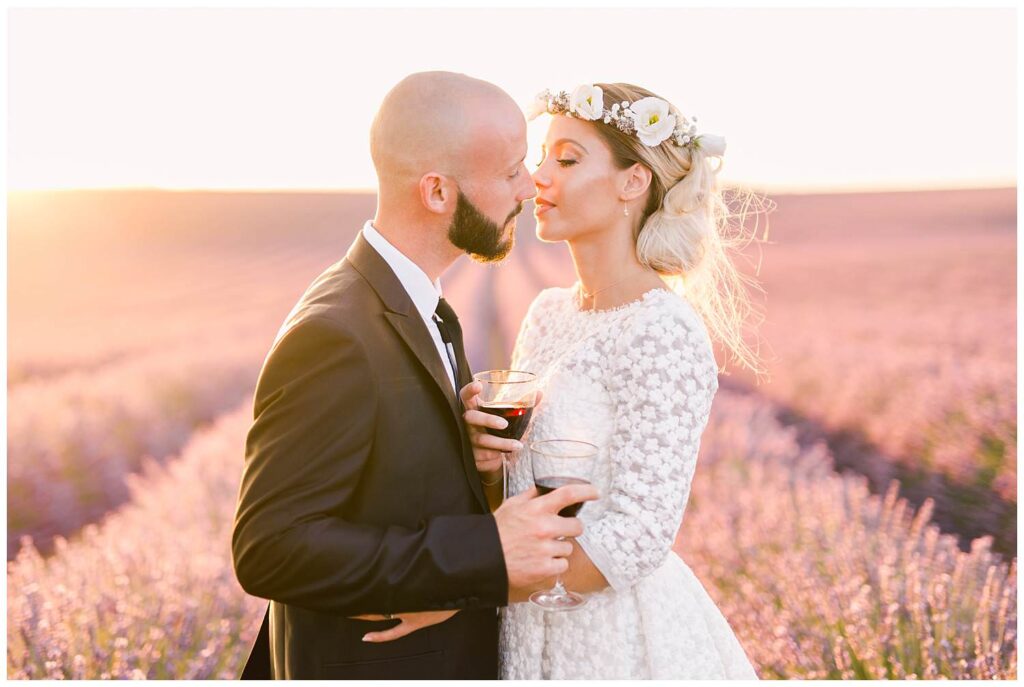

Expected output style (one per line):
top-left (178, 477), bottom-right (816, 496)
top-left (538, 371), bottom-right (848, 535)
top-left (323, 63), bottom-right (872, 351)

top-left (534, 198), bottom-right (557, 216)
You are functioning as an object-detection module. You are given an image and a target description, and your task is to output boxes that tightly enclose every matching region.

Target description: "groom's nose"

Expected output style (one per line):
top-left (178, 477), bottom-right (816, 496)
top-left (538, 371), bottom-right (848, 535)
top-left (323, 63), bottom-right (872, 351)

top-left (516, 173), bottom-right (537, 203)
top-left (531, 163), bottom-right (550, 190)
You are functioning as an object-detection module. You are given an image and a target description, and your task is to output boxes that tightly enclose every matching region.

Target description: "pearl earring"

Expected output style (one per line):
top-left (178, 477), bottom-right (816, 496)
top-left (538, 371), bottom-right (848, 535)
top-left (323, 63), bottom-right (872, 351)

top-left (623, 202), bottom-right (629, 217)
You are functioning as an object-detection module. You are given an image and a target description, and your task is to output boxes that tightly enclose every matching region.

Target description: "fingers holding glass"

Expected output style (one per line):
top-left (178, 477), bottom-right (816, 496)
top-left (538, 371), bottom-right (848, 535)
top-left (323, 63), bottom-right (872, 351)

top-left (472, 370), bottom-right (538, 499)
top-left (472, 370), bottom-right (538, 442)
top-left (529, 439), bottom-right (599, 612)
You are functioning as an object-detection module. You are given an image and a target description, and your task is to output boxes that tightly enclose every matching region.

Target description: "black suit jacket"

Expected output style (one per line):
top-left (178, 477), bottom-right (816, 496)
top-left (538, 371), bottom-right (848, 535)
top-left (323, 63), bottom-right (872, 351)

top-left (232, 231), bottom-right (508, 679)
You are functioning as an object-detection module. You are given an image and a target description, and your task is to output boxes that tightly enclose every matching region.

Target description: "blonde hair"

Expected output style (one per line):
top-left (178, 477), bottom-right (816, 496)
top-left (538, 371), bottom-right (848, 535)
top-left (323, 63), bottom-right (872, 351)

top-left (592, 82), bottom-right (772, 379)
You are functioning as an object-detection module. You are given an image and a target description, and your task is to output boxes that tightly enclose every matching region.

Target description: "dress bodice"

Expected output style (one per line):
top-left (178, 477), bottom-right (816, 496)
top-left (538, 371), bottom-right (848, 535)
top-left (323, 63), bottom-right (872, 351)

top-left (498, 285), bottom-right (759, 679)
top-left (507, 285), bottom-right (720, 590)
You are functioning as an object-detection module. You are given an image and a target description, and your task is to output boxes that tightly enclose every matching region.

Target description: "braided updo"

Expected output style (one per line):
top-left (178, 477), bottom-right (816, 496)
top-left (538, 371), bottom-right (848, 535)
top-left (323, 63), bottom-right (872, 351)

top-left (590, 82), bottom-right (770, 377)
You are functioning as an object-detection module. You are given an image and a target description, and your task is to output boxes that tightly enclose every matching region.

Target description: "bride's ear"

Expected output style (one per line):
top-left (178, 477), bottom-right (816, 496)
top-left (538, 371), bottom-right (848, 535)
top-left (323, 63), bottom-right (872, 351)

top-left (620, 163), bottom-right (653, 203)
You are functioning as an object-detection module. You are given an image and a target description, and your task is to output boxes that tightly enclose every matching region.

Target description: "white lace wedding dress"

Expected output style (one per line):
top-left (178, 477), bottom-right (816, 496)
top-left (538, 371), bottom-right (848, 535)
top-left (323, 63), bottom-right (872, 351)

top-left (499, 285), bottom-right (759, 680)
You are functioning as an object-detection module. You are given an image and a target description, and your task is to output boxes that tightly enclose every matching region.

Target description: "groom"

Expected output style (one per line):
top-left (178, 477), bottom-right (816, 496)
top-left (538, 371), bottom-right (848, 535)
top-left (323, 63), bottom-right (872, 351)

top-left (231, 72), bottom-right (596, 679)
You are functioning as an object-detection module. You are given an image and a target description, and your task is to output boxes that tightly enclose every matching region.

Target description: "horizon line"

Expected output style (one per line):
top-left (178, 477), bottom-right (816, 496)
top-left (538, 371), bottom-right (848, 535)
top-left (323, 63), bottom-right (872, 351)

top-left (6, 180), bottom-right (1017, 197)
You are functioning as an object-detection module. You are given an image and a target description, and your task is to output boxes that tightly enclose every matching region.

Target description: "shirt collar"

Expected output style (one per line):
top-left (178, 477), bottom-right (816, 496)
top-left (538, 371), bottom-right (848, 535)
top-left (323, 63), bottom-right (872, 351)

top-left (362, 221), bottom-right (442, 322)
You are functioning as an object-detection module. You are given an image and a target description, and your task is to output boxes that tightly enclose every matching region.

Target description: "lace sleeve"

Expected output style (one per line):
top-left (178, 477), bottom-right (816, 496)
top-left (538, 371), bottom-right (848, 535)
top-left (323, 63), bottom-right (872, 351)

top-left (576, 303), bottom-right (719, 591)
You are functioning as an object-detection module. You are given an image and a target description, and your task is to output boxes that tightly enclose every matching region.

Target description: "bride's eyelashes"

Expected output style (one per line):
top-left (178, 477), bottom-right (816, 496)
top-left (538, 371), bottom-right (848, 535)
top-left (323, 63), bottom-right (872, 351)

top-left (534, 154), bottom-right (579, 169)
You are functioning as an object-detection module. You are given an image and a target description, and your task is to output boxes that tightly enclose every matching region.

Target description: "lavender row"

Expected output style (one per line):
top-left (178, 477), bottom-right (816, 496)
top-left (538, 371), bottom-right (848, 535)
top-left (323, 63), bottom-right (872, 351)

top-left (729, 228), bottom-right (1016, 554)
top-left (7, 404), bottom-right (264, 679)
top-left (7, 390), bottom-right (1016, 678)
top-left (6, 346), bottom-right (263, 559)
top-left (683, 390), bottom-right (1016, 678)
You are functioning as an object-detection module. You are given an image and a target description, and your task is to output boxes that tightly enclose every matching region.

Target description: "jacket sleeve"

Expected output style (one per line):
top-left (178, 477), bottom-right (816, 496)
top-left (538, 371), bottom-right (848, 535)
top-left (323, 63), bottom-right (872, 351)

top-left (231, 316), bottom-right (508, 615)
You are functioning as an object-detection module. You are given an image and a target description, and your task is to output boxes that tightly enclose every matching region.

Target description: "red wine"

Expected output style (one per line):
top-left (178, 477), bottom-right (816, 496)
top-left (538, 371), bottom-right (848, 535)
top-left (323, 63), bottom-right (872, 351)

top-left (479, 403), bottom-right (534, 441)
top-left (535, 476), bottom-right (591, 517)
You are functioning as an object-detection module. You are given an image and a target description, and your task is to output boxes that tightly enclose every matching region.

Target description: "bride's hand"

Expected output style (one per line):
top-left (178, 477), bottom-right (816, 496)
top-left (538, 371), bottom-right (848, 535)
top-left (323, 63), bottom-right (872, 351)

top-left (348, 610), bottom-right (459, 642)
top-left (460, 381), bottom-right (540, 477)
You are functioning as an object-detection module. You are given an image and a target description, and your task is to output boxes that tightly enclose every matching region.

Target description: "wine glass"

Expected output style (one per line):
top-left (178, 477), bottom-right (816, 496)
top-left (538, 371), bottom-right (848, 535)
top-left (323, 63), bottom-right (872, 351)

top-left (472, 370), bottom-right (538, 498)
top-left (528, 438), bottom-right (599, 612)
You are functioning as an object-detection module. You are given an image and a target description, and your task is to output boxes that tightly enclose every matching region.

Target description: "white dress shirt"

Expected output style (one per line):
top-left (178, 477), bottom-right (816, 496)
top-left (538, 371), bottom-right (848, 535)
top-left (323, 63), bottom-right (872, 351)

top-left (362, 221), bottom-right (458, 394)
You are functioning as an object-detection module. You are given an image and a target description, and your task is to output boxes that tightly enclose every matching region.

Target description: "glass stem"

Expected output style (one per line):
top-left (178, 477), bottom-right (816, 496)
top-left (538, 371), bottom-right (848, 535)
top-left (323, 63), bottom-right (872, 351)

top-left (501, 454), bottom-right (508, 501)
top-left (552, 536), bottom-right (568, 594)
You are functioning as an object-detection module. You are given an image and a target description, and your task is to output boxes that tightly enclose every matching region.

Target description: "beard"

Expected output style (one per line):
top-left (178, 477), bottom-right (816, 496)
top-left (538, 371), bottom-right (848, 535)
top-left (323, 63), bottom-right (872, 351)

top-left (447, 190), bottom-right (523, 263)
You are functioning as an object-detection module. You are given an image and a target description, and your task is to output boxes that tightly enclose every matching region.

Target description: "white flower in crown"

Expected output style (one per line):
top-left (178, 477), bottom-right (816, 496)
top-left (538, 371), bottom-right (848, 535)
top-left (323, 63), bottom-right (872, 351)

top-left (695, 133), bottom-right (727, 157)
top-left (626, 97), bottom-right (677, 146)
top-left (525, 89), bottom-right (552, 121)
top-left (529, 84), bottom-right (726, 157)
top-left (569, 84), bottom-right (604, 121)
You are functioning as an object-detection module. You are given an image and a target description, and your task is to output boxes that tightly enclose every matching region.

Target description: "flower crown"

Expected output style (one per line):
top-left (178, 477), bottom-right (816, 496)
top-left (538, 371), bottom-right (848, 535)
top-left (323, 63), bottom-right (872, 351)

top-left (527, 85), bottom-right (726, 157)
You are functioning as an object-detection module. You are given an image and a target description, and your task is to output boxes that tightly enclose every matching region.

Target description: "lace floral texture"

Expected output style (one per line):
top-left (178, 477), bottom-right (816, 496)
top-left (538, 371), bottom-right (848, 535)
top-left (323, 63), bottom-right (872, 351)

top-left (499, 286), bottom-right (758, 679)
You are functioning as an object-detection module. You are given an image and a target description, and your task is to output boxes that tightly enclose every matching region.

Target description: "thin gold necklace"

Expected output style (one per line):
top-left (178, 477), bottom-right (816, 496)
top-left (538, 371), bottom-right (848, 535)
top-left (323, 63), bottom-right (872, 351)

top-left (577, 273), bottom-right (648, 311)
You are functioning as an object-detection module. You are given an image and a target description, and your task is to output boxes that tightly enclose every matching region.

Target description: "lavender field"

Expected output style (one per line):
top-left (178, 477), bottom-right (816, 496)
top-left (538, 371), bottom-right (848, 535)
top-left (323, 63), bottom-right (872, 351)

top-left (728, 189), bottom-right (1017, 556)
top-left (6, 188), bottom-right (1017, 679)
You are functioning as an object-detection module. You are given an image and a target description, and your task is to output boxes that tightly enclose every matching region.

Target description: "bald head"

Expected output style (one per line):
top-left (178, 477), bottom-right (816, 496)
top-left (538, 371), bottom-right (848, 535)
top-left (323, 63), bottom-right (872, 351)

top-left (370, 72), bottom-right (524, 190)
top-left (368, 72), bottom-right (535, 277)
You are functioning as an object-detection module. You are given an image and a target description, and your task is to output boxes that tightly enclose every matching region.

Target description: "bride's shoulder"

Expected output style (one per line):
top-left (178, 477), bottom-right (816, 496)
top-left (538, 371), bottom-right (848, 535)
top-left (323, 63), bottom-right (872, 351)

top-left (636, 290), bottom-right (715, 352)
top-left (525, 285), bottom-right (575, 319)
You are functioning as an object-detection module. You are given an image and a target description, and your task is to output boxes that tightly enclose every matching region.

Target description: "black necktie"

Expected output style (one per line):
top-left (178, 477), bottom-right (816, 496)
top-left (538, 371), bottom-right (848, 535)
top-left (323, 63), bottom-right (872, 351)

top-left (434, 297), bottom-right (472, 395)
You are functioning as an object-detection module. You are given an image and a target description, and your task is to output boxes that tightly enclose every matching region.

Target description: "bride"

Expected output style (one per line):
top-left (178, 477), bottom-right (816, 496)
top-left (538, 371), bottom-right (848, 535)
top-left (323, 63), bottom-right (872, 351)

top-left (462, 82), bottom-right (763, 679)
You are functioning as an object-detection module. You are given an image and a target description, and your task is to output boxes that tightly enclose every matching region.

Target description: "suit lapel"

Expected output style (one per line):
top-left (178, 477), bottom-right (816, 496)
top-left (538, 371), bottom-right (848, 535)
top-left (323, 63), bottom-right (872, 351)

top-left (383, 311), bottom-right (460, 419)
top-left (348, 232), bottom-right (488, 512)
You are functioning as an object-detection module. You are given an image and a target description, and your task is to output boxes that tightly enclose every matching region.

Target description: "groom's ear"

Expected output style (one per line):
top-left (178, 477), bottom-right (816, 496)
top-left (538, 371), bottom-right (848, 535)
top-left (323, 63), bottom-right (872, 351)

top-left (420, 173), bottom-right (455, 214)
top-left (620, 163), bottom-right (653, 202)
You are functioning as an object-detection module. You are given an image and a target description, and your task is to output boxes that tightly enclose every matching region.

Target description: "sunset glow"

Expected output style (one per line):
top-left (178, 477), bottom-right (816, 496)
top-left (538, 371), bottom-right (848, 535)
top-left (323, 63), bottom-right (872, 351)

top-left (7, 8), bottom-right (1017, 193)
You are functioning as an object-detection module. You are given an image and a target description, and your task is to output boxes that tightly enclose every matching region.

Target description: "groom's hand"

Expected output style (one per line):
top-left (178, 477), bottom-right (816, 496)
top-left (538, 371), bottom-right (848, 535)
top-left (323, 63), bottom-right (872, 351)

top-left (348, 610), bottom-right (460, 643)
top-left (460, 381), bottom-right (543, 476)
top-left (493, 483), bottom-right (599, 588)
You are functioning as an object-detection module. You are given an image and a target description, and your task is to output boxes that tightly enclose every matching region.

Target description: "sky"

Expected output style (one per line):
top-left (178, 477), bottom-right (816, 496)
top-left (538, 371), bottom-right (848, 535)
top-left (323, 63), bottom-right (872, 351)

top-left (6, 6), bottom-right (1018, 193)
